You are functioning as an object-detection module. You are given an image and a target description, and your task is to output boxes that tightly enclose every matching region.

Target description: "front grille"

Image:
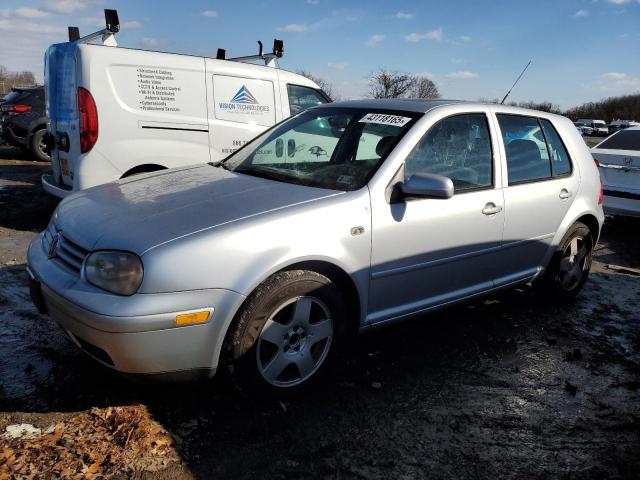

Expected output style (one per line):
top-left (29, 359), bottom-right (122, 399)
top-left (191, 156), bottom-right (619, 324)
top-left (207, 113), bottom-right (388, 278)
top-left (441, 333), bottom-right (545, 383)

top-left (42, 223), bottom-right (90, 274)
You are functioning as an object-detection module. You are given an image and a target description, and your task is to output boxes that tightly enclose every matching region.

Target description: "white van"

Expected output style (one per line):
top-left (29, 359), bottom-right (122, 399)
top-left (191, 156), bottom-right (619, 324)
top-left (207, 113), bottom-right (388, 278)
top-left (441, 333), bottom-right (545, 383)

top-left (42, 10), bottom-right (330, 197)
top-left (576, 119), bottom-right (609, 137)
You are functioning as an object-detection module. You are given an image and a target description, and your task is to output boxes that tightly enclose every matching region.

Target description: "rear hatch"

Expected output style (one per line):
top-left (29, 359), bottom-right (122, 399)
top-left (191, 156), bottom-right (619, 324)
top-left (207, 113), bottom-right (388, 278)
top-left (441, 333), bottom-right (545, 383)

top-left (45, 42), bottom-right (78, 188)
top-left (591, 129), bottom-right (640, 195)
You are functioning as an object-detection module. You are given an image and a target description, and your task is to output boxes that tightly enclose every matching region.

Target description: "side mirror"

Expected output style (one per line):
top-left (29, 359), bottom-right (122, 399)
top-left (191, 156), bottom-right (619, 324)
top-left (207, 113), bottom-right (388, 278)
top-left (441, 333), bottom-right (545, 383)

top-left (400, 173), bottom-right (454, 200)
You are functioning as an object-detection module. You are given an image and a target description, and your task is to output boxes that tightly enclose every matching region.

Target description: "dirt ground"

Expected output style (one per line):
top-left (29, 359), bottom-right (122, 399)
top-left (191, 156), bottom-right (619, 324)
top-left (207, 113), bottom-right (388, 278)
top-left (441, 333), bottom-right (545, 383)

top-left (0, 141), bottom-right (639, 479)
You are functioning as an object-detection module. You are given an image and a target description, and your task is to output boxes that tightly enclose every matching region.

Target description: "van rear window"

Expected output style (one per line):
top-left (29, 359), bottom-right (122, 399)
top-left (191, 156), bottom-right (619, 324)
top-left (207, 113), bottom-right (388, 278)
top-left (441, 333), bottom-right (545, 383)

top-left (597, 130), bottom-right (640, 151)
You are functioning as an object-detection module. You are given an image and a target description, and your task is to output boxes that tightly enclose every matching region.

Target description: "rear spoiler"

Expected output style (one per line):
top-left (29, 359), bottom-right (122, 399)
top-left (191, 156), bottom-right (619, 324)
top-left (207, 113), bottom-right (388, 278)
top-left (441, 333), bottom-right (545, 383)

top-left (67, 9), bottom-right (119, 46)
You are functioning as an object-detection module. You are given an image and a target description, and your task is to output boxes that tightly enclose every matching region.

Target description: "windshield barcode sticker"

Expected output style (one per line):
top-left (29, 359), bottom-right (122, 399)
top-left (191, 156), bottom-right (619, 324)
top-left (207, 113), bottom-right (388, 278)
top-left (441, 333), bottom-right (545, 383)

top-left (359, 113), bottom-right (412, 127)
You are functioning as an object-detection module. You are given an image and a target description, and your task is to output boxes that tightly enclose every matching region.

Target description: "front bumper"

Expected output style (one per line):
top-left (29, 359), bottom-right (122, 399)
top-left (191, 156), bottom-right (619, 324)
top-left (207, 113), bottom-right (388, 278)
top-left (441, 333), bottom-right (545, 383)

top-left (27, 232), bottom-right (246, 377)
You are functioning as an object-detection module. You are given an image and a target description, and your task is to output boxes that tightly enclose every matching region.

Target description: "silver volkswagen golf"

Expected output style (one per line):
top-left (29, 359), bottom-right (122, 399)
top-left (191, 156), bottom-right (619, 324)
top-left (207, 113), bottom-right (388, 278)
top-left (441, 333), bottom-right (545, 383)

top-left (28, 100), bottom-right (604, 395)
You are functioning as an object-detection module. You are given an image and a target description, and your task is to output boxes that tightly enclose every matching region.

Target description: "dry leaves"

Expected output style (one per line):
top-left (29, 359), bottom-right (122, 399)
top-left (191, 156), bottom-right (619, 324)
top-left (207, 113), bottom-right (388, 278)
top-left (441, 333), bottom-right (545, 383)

top-left (0, 405), bottom-right (181, 478)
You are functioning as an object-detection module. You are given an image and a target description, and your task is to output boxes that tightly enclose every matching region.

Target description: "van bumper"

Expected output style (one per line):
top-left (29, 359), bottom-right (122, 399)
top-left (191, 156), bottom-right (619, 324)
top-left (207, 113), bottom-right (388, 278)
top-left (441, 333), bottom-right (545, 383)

top-left (42, 173), bottom-right (72, 198)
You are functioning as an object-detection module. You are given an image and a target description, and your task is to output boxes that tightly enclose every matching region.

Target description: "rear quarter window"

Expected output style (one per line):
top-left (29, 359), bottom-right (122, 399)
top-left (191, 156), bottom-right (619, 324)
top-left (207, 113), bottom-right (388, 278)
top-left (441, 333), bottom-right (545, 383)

top-left (540, 119), bottom-right (572, 176)
top-left (597, 130), bottom-right (640, 151)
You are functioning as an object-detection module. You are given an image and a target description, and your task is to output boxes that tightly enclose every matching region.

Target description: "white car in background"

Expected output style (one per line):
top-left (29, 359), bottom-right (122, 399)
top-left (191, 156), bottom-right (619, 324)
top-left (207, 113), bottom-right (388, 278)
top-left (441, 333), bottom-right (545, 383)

top-left (577, 119), bottom-right (608, 137)
top-left (591, 127), bottom-right (640, 217)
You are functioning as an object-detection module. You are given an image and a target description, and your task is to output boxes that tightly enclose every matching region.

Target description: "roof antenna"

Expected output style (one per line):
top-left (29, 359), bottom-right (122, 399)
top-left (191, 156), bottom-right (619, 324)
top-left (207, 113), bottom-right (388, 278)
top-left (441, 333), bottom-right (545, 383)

top-left (500, 60), bottom-right (532, 105)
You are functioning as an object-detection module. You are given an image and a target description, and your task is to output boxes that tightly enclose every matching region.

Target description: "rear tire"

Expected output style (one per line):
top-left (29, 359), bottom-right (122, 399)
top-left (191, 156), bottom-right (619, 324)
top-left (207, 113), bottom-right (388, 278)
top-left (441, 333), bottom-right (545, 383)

top-left (536, 221), bottom-right (593, 300)
top-left (30, 129), bottom-right (50, 162)
top-left (225, 270), bottom-right (346, 397)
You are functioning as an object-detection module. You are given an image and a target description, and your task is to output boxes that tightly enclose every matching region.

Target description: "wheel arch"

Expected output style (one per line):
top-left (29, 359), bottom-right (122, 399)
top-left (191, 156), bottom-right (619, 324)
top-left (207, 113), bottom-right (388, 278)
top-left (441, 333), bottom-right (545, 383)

top-left (27, 119), bottom-right (47, 138)
top-left (575, 213), bottom-right (601, 245)
top-left (215, 258), bottom-right (363, 371)
top-left (278, 260), bottom-right (362, 337)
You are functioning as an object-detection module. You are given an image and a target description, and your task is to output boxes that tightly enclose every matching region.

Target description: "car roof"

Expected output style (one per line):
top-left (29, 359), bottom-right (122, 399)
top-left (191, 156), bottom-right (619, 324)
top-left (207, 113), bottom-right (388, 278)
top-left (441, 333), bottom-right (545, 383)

top-left (324, 99), bottom-right (567, 119)
top-left (327, 98), bottom-right (464, 113)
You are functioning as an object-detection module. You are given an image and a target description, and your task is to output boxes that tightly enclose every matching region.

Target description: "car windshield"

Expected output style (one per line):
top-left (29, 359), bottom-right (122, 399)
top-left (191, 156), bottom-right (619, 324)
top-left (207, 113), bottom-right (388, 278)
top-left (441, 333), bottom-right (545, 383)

top-left (597, 130), bottom-right (640, 151)
top-left (221, 107), bottom-right (421, 191)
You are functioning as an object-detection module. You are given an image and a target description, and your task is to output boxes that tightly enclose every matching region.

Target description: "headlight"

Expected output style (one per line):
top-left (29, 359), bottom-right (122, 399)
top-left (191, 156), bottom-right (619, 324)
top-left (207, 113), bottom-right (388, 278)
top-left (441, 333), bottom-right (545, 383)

top-left (84, 251), bottom-right (143, 296)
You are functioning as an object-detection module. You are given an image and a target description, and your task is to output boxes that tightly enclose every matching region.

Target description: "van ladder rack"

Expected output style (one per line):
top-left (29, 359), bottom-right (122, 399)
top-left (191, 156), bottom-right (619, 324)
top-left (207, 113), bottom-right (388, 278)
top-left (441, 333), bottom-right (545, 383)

top-left (68, 9), bottom-right (119, 46)
top-left (224, 39), bottom-right (284, 68)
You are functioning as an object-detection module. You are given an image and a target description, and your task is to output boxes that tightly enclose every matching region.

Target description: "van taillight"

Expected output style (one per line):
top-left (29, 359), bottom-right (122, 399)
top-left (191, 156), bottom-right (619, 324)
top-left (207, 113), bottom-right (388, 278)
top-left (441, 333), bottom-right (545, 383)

top-left (77, 87), bottom-right (98, 153)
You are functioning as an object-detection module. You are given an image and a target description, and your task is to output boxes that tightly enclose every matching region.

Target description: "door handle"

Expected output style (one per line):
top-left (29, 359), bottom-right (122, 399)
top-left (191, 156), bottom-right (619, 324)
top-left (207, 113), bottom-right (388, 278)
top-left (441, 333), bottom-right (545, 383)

top-left (482, 203), bottom-right (503, 215)
top-left (559, 189), bottom-right (573, 200)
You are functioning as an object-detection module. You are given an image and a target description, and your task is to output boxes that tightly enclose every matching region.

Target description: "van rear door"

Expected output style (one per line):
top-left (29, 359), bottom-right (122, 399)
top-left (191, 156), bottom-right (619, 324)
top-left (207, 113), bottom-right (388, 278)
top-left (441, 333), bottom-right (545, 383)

top-left (45, 42), bottom-right (78, 189)
top-left (205, 60), bottom-right (283, 161)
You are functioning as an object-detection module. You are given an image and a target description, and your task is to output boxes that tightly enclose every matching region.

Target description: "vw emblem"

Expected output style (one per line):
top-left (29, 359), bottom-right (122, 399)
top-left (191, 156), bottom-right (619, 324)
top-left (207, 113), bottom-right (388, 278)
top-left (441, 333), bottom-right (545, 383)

top-left (623, 157), bottom-right (633, 166)
top-left (47, 233), bottom-right (61, 259)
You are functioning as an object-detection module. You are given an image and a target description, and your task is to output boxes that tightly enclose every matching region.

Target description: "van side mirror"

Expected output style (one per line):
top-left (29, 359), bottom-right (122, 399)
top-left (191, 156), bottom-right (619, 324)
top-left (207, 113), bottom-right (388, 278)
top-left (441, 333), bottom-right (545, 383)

top-left (400, 173), bottom-right (454, 200)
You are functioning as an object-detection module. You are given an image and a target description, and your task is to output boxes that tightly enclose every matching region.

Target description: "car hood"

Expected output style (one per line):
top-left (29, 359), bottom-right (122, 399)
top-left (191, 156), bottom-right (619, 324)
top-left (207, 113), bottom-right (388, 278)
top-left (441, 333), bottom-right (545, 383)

top-left (53, 165), bottom-right (341, 254)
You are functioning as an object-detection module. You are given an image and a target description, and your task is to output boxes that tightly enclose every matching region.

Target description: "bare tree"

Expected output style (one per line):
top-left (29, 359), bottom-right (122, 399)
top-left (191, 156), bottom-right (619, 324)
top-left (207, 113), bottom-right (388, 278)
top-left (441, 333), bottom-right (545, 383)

top-left (297, 70), bottom-right (339, 101)
top-left (367, 69), bottom-right (413, 99)
top-left (410, 76), bottom-right (440, 99)
top-left (0, 65), bottom-right (37, 94)
top-left (477, 97), bottom-right (562, 114)
top-left (367, 69), bottom-right (439, 99)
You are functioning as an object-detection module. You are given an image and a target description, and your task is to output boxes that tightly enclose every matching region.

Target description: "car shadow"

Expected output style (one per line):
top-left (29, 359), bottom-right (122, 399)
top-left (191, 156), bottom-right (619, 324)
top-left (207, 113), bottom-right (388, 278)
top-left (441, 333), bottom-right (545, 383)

top-left (593, 215), bottom-right (640, 270)
top-left (2, 258), bottom-right (629, 478)
top-left (1, 220), bottom-right (639, 477)
top-left (0, 158), bottom-right (58, 233)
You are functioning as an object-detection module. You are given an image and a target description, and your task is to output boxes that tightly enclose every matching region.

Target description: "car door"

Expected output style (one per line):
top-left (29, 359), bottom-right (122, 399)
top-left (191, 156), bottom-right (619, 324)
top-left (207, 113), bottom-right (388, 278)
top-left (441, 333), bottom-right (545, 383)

top-left (368, 111), bottom-right (505, 324)
top-left (494, 112), bottom-right (578, 285)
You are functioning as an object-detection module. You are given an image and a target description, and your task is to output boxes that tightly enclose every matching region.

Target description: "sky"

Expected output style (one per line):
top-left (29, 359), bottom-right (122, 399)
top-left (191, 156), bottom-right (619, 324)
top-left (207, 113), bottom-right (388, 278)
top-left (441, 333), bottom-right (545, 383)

top-left (0, 0), bottom-right (639, 109)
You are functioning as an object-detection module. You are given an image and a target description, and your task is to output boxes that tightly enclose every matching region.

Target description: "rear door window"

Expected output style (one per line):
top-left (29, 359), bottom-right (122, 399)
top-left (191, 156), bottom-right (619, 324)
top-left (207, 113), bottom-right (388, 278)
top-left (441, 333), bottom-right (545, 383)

top-left (498, 115), bottom-right (551, 184)
top-left (597, 130), bottom-right (640, 150)
top-left (287, 85), bottom-right (329, 116)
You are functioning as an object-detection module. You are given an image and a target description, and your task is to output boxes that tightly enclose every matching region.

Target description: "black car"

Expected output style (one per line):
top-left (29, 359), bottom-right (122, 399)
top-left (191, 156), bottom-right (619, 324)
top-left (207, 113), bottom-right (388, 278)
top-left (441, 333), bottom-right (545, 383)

top-left (0, 86), bottom-right (49, 161)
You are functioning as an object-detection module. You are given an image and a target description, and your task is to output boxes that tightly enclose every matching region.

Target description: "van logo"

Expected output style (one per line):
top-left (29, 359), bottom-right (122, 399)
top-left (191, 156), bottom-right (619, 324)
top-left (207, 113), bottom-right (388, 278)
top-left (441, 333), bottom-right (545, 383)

top-left (624, 157), bottom-right (633, 166)
top-left (230, 86), bottom-right (258, 104)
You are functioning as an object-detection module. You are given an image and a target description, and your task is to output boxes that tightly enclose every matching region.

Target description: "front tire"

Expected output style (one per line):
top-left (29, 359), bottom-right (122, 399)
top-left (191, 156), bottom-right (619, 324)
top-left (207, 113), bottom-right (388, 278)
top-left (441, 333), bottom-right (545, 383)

top-left (225, 270), bottom-right (346, 397)
top-left (537, 222), bottom-right (594, 300)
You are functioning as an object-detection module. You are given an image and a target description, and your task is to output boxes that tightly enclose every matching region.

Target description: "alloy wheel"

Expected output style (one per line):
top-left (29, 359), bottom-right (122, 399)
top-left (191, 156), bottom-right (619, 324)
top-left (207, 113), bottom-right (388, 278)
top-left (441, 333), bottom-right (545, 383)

top-left (256, 296), bottom-right (333, 387)
top-left (558, 237), bottom-right (589, 291)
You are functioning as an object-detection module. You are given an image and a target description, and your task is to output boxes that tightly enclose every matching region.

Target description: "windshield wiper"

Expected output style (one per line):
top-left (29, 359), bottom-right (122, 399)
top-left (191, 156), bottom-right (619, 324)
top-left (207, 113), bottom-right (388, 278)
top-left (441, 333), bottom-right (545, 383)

top-left (234, 166), bottom-right (295, 184)
top-left (208, 160), bottom-right (231, 170)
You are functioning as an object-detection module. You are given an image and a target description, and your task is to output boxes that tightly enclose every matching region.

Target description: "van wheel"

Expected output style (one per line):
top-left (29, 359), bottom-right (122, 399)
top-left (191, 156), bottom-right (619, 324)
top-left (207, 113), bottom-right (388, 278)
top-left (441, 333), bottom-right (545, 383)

top-left (30, 129), bottom-right (50, 162)
top-left (537, 222), bottom-right (593, 300)
top-left (225, 270), bottom-right (346, 397)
